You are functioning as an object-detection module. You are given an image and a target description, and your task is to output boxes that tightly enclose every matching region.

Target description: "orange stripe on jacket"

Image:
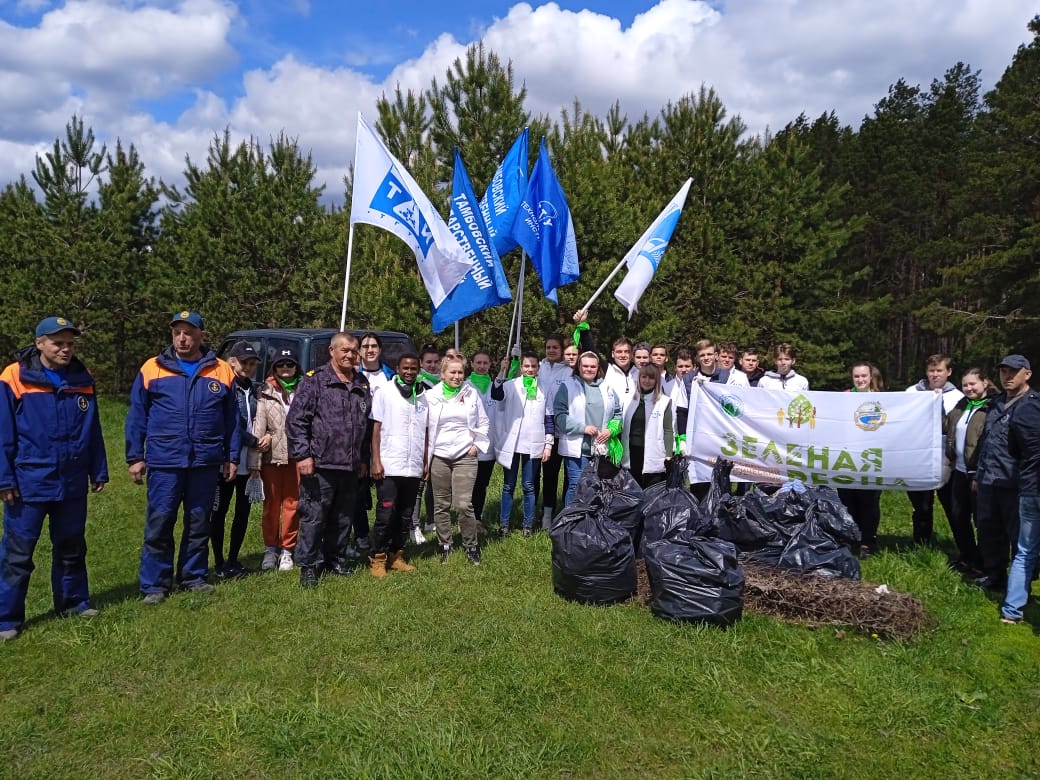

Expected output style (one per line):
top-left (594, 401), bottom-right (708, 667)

top-left (0, 364), bottom-right (96, 400)
top-left (139, 357), bottom-right (235, 390)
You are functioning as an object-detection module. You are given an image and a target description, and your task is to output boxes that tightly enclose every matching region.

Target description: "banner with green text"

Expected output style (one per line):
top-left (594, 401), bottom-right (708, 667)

top-left (686, 384), bottom-right (943, 490)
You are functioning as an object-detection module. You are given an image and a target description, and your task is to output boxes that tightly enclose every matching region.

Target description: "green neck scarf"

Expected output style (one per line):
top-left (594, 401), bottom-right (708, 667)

top-left (442, 382), bottom-right (461, 399)
top-left (522, 375), bottom-right (538, 400)
top-left (965, 397), bottom-right (988, 412)
top-left (468, 371), bottom-right (491, 394)
top-left (277, 375), bottom-right (300, 391)
top-left (420, 369), bottom-right (439, 386)
top-left (395, 375), bottom-right (417, 403)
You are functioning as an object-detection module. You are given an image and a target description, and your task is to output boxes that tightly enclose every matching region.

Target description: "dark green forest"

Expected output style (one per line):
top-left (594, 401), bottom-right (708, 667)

top-left (1, 20), bottom-right (1038, 392)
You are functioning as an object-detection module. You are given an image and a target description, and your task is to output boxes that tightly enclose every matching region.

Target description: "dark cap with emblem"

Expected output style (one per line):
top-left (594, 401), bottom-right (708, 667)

top-left (35, 316), bottom-right (80, 338)
top-left (272, 346), bottom-right (299, 366)
top-left (228, 341), bottom-right (259, 361)
top-left (170, 310), bottom-right (205, 330)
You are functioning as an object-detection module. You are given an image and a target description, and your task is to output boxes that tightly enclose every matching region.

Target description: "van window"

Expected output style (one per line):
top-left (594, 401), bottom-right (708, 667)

top-left (310, 338), bottom-right (332, 371)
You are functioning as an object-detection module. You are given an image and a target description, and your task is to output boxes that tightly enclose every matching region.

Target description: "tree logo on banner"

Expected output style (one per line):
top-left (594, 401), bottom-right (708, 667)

top-left (854, 401), bottom-right (887, 431)
top-left (777, 395), bottom-right (816, 429)
top-left (719, 394), bottom-right (744, 418)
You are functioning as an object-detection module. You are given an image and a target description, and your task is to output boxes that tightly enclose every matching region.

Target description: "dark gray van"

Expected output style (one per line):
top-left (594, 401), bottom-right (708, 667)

top-left (218, 328), bottom-right (416, 379)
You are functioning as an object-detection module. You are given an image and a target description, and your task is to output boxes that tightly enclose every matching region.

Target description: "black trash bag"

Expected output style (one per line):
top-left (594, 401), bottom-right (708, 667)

top-left (699, 458), bottom-right (734, 521)
top-left (714, 490), bottom-right (792, 549)
top-left (805, 487), bottom-right (862, 547)
top-left (573, 457), bottom-right (644, 548)
top-left (551, 502), bottom-right (637, 605)
top-left (777, 514), bottom-right (862, 579)
top-left (643, 530), bottom-right (744, 626)
top-left (641, 458), bottom-right (713, 553)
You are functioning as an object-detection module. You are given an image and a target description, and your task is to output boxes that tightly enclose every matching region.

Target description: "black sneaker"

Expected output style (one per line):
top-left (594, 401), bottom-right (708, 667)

top-left (300, 567), bottom-right (318, 588)
top-left (222, 561), bottom-right (249, 579)
top-left (324, 562), bottom-right (352, 577)
top-left (438, 544), bottom-right (452, 564)
top-left (466, 546), bottom-right (481, 566)
top-left (498, 526), bottom-right (510, 538)
top-left (522, 528), bottom-right (532, 538)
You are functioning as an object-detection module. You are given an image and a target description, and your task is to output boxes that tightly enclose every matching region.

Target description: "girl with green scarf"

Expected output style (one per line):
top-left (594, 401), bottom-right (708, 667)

top-left (248, 351), bottom-right (304, 573)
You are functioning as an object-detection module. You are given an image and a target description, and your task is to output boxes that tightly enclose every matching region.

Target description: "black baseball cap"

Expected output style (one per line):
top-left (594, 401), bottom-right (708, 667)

top-left (228, 341), bottom-right (259, 361)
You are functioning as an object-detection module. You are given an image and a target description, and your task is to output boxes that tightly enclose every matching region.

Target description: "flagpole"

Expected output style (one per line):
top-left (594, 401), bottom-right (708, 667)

top-left (515, 253), bottom-right (526, 353)
top-left (578, 254), bottom-right (629, 314)
top-left (505, 257), bottom-right (522, 357)
top-left (454, 321), bottom-right (460, 352)
top-left (339, 223), bottom-right (356, 330)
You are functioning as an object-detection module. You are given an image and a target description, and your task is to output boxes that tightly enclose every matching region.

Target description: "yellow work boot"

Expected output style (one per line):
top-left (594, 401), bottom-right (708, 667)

top-left (369, 552), bottom-right (388, 579)
top-left (388, 550), bottom-right (416, 572)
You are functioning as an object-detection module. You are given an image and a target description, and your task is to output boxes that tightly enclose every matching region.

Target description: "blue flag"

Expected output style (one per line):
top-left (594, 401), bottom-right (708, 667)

top-left (509, 138), bottom-right (579, 300)
top-left (431, 149), bottom-right (514, 333)
top-left (479, 129), bottom-right (529, 257)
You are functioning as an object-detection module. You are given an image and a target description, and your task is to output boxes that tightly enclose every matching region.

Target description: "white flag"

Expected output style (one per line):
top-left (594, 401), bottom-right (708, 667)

top-left (349, 114), bottom-right (471, 307)
top-left (614, 178), bottom-right (692, 318)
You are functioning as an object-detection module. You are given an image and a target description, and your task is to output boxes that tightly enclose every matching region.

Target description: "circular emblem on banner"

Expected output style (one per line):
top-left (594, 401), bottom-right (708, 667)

top-left (854, 401), bottom-right (887, 431)
top-left (77, 395), bottom-right (89, 411)
top-left (719, 394), bottom-right (744, 418)
top-left (208, 380), bottom-right (221, 394)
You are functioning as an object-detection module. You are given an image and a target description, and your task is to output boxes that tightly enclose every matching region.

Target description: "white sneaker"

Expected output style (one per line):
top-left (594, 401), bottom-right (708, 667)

top-left (411, 526), bottom-right (426, 545)
top-left (278, 550), bottom-right (294, 571)
top-left (423, 522), bottom-right (436, 533)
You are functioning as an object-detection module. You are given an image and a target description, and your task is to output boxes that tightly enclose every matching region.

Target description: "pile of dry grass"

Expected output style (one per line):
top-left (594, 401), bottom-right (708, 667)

top-left (634, 560), bottom-right (933, 640)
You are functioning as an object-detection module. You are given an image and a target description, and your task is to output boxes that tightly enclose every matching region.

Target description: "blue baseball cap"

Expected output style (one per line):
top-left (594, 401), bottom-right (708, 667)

top-left (170, 311), bottom-right (205, 330)
top-left (35, 316), bottom-right (80, 338)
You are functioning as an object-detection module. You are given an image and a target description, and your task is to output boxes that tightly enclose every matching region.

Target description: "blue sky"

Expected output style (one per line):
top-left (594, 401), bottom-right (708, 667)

top-left (0, 0), bottom-right (1035, 196)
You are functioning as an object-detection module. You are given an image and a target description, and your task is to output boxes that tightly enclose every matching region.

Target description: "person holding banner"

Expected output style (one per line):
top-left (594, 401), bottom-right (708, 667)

top-left (621, 364), bottom-right (674, 489)
top-left (554, 352), bottom-right (623, 505)
top-left (493, 353), bottom-right (553, 536)
top-left (837, 361), bottom-right (885, 558)
top-left (758, 343), bottom-right (810, 392)
top-left (427, 355), bottom-right (490, 565)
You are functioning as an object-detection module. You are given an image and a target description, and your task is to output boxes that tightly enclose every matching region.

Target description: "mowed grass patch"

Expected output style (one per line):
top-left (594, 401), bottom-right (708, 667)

top-left (1, 398), bottom-right (1039, 778)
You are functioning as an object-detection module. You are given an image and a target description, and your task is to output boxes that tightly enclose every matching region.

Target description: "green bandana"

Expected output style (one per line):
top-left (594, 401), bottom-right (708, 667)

top-left (573, 321), bottom-right (589, 348)
top-left (441, 382), bottom-right (461, 400)
top-left (965, 397), bottom-right (988, 412)
top-left (605, 419), bottom-right (623, 466)
top-left (277, 375), bottom-right (300, 391)
top-left (522, 375), bottom-right (538, 400)
top-left (420, 369), bottom-right (439, 386)
top-left (395, 375), bottom-right (417, 403)
top-left (468, 371), bottom-right (491, 394)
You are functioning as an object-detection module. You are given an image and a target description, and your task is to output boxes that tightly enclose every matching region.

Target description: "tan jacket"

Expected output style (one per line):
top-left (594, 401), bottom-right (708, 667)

top-left (248, 378), bottom-right (294, 469)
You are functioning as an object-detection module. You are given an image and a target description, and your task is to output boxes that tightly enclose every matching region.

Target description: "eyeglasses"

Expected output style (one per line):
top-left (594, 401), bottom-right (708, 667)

top-left (361, 344), bottom-right (379, 350)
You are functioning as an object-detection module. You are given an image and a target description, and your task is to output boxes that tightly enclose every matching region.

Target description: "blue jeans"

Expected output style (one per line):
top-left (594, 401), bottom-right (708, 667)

top-left (1000, 495), bottom-right (1040, 621)
top-left (501, 454), bottom-right (540, 529)
top-left (563, 455), bottom-right (590, 505)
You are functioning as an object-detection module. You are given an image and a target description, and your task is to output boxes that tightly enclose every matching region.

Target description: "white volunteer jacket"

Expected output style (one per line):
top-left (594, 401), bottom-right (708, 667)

top-left (494, 377), bottom-right (553, 468)
top-left (427, 383), bottom-right (490, 460)
top-left (556, 377), bottom-right (620, 459)
top-left (371, 382), bottom-right (428, 478)
top-left (537, 359), bottom-right (572, 421)
top-left (621, 393), bottom-right (672, 474)
top-left (602, 363), bottom-right (639, 410)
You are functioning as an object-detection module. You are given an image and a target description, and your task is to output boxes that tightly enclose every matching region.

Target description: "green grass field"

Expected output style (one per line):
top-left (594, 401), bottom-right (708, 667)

top-left (1, 398), bottom-right (1038, 779)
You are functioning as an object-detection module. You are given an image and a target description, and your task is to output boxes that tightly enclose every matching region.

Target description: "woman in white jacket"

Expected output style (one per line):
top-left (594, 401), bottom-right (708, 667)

top-left (492, 352), bottom-right (553, 536)
top-left (621, 364), bottom-right (674, 489)
top-left (427, 355), bottom-right (490, 565)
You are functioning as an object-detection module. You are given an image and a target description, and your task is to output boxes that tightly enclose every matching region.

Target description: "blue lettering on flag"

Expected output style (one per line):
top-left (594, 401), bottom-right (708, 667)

top-left (369, 170), bottom-right (434, 257)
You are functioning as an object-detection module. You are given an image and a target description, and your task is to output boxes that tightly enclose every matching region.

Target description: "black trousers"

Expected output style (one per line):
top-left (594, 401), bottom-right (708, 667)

top-left (373, 476), bottom-right (421, 554)
top-left (906, 482), bottom-right (953, 544)
top-left (295, 469), bottom-right (358, 568)
top-left (211, 473), bottom-right (251, 567)
top-left (975, 483), bottom-right (1019, 583)
top-left (946, 470), bottom-right (981, 567)
top-left (471, 459), bottom-right (496, 525)
top-left (838, 488), bottom-right (881, 549)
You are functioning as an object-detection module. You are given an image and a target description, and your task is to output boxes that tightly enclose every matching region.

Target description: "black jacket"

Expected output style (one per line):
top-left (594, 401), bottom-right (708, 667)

top-left (975, 389), bottom-right (1038, 488)
top-left (286, 363), bottom-right (372, 471)
top-left (1009, 393), bottom-right (1040, 496)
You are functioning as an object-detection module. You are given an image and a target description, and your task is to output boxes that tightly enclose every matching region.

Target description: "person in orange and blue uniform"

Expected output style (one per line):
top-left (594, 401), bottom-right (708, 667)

top-left (125, 311), bottom-right (240, 604)
top-left (0, 316), bottom-right (108, 642)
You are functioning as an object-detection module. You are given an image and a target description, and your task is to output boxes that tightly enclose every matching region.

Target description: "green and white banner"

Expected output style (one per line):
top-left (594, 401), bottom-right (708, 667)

top-left (686, 384), bottom-right (943, 490)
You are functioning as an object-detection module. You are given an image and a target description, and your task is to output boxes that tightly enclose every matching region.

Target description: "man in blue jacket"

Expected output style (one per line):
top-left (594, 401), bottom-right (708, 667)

top-left (0, 316), bottom-right (108, 641)
top-left (126, 311), bottom-right (240, 604)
